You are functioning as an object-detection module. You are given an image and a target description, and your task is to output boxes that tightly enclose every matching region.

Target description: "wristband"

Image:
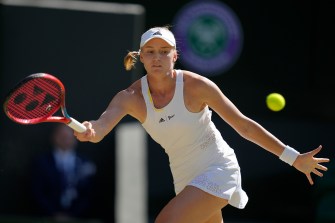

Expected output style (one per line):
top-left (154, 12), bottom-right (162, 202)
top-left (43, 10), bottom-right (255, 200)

top-left (279, 145), bottom-right (300, 166)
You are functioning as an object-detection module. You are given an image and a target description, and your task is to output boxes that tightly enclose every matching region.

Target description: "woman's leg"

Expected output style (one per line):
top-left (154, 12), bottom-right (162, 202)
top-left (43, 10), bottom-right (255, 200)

top-left (155, 185), bottom-right (227, 223)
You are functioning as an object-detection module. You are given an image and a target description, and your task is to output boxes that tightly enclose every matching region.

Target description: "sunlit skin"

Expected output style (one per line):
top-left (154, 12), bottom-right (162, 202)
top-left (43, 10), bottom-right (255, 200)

top-left (74, 37), bottom-right (330, 223)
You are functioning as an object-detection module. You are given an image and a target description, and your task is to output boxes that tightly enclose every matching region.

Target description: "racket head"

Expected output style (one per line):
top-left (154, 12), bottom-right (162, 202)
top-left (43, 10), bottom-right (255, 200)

top-left (3, 73), bottom-right (66, 125)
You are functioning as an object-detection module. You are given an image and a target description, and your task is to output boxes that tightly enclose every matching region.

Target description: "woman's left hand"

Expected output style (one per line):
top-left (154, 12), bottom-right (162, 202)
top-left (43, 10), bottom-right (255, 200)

top-left (293, 145), bottom-right (330, 185)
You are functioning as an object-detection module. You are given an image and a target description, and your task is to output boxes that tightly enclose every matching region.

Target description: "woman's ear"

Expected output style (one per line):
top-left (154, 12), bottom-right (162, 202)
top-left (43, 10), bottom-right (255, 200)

top-left (173, 53), bottom-right (178, 62)
top-left (139, 53), bottom-right (143, 63)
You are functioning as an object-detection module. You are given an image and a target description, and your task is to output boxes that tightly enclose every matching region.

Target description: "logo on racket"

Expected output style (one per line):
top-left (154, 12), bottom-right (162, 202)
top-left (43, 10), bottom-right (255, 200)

top-left (13, 85), bottom-right (59, 112)
top-left (13, 85), bottom-right (57, 111)
top-left (9, 83), bottom-right (61, 118)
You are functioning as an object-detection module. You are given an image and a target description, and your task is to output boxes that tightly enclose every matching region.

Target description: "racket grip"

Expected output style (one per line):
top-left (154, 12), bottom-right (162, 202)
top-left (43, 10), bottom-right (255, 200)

top-left (67, 117), bottom-right (87, 133)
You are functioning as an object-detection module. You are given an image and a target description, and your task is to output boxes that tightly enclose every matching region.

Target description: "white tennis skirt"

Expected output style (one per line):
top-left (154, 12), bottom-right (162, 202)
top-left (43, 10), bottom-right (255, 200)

top-left (170, 139), bottom-right (248, 209)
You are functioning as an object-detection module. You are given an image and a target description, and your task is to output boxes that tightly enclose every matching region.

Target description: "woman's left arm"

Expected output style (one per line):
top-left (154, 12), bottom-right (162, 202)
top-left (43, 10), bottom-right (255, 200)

top-left (198, 76), bottom-right (330, 185)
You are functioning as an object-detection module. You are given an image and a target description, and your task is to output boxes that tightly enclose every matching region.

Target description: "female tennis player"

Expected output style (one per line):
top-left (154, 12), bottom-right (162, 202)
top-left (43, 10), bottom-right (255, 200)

top-left (74, 26), bottom-right (330, 223)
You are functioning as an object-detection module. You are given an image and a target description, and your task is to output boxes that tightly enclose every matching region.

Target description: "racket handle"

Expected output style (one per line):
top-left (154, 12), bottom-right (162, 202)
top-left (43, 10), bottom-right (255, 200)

top-left (67, 117), bottom-right (87, 133)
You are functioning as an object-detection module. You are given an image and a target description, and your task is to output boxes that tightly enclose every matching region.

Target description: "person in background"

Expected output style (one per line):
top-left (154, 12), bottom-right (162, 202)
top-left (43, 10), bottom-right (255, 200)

top-left (74, 26), bottom-right (330, 223)
top-left (31, 123), bottom-right (97, 221)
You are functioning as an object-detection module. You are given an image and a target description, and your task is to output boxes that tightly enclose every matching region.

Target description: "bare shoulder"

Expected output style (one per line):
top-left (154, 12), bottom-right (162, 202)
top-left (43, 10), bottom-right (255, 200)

top-left (182, 70), bottom-right (205, 82)
top-left (113, 79), bottom-right (146, 122)
top-left (181, 70), bottom-right (219, 112)
top-left (182, 70), bottom-right (217, 93)
top-left (118, 79), bottom-right (142, 100)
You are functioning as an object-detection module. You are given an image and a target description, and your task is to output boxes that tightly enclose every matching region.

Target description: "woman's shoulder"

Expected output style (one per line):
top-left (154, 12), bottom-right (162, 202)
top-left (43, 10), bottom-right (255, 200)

top-left (118, 78), bottom-right (146, 121)
top-left (181, 70), bottom-right (212, 87)
top-left (118, 79), bottom-right (143, 100)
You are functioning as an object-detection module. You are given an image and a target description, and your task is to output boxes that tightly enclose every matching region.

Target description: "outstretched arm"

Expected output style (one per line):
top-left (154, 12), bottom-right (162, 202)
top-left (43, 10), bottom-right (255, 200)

top-left (74, 87), bottom-right (141, 143)
top-left (74, 91), bottom-right (128, 143)
top-left (195, 74), bottom-right (330, 185)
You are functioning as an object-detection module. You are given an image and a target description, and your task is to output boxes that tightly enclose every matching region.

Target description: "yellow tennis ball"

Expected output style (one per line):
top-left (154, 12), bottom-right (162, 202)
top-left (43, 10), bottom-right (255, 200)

top-left (266, 93), bottom-right (285, 111)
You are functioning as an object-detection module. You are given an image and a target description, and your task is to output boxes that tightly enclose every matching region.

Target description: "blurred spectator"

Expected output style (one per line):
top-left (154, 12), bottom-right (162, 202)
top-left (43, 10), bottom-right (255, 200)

top-left (31, 124), bottom-right (97, 221)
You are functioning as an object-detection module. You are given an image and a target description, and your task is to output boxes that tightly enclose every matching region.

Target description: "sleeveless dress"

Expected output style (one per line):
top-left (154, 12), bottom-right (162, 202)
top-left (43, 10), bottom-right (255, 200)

top-left (141, 70), bottom-right (248, 209)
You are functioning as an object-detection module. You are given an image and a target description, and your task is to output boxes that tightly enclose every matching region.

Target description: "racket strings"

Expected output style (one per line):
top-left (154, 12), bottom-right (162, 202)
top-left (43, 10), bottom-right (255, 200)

top-left (6, 78), bottom-right (62, 121)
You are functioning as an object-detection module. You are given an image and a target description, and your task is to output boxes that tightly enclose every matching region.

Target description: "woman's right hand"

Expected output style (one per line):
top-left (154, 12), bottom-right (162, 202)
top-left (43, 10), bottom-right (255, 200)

top-left (73, 121), bottom-right (96, 142)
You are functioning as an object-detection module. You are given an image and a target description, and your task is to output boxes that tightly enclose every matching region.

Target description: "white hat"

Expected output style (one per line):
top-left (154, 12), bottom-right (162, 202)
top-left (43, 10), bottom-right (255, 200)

top-left (140, 27), bottom-right (176, 48)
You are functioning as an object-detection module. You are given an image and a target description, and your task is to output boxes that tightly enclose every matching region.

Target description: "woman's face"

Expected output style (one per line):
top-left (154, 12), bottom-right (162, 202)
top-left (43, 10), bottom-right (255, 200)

top-left (140, 38), bottom-right (177, 75)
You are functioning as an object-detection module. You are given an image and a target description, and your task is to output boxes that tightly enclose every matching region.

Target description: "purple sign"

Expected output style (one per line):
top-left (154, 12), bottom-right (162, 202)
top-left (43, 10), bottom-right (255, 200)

top-left (173, 0), bottom-right (243, 76)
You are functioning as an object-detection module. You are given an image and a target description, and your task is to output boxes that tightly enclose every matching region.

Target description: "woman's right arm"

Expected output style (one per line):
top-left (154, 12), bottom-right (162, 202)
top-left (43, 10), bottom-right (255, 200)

top-left (74, 89), bottom-right (133, 143)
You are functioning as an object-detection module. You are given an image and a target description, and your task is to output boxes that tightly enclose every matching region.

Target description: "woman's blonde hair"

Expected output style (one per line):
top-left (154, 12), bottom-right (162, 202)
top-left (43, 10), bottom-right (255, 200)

top-left (124, 51), bottom-right (140, 71)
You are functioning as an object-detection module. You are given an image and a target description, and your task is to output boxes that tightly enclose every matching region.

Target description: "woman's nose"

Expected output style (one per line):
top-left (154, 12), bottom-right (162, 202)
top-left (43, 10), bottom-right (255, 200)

top-left (153, 52), bottom-right (160, 60)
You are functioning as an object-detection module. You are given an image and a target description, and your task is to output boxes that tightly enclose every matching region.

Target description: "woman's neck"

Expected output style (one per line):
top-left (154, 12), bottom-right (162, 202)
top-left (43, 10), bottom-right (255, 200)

top-left (147, 69), bottom-right (176, 95)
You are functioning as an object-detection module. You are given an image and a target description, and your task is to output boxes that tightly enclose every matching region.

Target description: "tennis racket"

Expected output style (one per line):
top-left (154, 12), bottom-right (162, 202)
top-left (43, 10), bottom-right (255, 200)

top-left (3, 73), bottom-right (87, 133)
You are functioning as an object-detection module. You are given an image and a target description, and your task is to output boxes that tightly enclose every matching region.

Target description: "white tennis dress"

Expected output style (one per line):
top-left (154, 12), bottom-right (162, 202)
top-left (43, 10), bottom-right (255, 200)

top-left (141, 70), bottom-right (248, 209)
